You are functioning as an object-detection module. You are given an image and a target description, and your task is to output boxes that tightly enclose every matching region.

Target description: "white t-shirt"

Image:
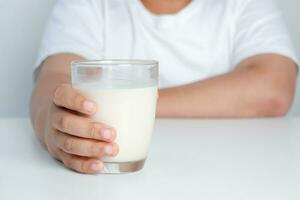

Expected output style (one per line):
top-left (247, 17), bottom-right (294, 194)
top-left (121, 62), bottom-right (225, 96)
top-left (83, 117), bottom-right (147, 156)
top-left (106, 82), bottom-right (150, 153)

top-left (36, 0), bottom-right (298, 88)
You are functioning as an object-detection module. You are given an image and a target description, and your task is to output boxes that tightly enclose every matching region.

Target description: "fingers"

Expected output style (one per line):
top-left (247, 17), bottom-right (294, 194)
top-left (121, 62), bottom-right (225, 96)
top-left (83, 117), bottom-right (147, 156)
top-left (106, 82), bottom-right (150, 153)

top-left (52, 107), bottom-right (116, 142)
top-left (53, 84), bottom-right (96, 115)
top-left (58, 149), bottom-right (104, 174)
top-left (53, 131), bottom-right (119, 158)
top-left (49, 84), bottom-right (119, 174)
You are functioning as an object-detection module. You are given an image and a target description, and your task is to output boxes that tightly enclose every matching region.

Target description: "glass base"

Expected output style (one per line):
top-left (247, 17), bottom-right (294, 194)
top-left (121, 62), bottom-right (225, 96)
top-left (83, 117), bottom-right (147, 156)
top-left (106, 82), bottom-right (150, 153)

top-left (101, 159), bottom-right (145, 174)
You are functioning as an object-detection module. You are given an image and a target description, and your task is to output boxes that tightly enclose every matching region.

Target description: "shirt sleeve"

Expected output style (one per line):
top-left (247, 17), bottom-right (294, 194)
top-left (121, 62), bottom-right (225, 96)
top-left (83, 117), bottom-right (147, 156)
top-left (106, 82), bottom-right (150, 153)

top-left (34, 0), bottom-right (104, 70)
top-left (232, 0), bottom-right (299, 68)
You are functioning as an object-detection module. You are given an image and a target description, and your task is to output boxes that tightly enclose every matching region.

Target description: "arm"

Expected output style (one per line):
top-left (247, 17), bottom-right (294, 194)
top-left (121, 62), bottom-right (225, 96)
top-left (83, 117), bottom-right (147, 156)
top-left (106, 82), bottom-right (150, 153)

top-left (157, 54), bottom-right (298, 118)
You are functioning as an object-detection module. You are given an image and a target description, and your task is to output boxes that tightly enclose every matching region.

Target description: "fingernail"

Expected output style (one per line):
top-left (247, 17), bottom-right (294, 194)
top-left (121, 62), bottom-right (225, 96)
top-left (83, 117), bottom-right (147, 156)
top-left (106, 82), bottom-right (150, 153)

top-left (83, 101), bottom-right (95, 112)
top-left (102, 129), bottom-right (111, 140)
top-left (90, 162), bottom-right (102, 171)
top-left (104, 145), bottom-right (113, 155)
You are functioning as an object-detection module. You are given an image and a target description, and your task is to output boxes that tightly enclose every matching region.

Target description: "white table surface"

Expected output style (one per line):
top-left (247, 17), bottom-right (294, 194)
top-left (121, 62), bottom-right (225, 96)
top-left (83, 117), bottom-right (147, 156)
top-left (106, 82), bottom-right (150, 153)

top-left (1, 118), bottom-right (300, 200)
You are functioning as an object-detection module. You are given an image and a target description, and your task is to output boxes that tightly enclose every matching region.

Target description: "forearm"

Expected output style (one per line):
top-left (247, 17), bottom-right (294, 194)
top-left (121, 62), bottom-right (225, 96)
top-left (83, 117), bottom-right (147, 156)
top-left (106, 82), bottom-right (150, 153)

top-left (157, 55), bottom-right (297, 118)
top-left (30, 54), bottom-right (83, 144)
top-left (157, 71), bottom-right (269, 118)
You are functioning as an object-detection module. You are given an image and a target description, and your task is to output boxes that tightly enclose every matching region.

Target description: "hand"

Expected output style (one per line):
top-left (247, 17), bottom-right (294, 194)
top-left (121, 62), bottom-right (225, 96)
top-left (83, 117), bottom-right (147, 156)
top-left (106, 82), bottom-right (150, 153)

top-left (44, 84), bottom-right (119, 174)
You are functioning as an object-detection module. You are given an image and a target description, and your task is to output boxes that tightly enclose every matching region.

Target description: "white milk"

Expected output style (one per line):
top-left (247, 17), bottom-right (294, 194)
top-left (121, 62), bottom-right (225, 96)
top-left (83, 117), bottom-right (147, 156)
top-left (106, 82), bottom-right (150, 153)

top-left (74, 84), bottom-right (158, 162)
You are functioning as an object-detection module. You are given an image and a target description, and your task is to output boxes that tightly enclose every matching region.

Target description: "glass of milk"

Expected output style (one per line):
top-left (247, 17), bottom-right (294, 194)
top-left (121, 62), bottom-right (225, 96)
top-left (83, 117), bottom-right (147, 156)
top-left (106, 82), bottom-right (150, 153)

top-left (71, 60), bottom-right (158, 174)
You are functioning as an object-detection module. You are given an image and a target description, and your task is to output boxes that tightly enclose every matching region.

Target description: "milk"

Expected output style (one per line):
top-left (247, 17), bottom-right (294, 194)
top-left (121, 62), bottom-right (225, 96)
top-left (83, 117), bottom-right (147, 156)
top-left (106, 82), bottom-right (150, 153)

top-left (74, 84), bottom-right (158, 162)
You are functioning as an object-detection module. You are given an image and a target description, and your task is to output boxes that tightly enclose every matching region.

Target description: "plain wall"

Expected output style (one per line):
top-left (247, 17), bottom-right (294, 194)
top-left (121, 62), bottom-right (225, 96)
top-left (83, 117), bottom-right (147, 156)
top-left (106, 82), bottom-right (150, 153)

top-left (277, 0), bottom-right (300, 115)
top-left (0, 0), bottom-right (56, 117)
top-left (0, 0), bottom-right (299, 117)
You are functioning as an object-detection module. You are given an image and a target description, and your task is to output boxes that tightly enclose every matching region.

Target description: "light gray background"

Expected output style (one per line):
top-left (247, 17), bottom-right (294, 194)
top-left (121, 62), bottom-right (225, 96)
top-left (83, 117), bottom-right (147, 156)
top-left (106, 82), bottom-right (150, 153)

top-left (0, 0), bottom-right (299, 117)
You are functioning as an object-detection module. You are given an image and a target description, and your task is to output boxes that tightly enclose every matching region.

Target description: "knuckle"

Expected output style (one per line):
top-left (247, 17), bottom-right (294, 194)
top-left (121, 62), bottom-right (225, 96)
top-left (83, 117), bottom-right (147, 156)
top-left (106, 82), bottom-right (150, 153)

top-left (66, 158), bottom-right (86, 173)
top-left (89, 123), bottom-right (97, 139)
top-left (62, 155), bottom-right (90, 173)
top-left (89, 143), bottom-right (102, 156)
top-left (66, 160), bottom-right (83, 173)
top-left (62, 155), bottom-right (71, 168)
top-left (60, 115), bottom-right (70, 131)
top-left (63, 137), bottom-right (73, 152)
top-left (53, 84), bottom-right (67, 103)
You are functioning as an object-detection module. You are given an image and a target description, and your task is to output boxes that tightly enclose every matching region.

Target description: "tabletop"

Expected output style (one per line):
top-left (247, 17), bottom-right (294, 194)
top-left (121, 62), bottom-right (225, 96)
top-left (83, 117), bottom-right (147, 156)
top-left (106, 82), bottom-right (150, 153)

top-left (0, 117), bottom-right (300, 200)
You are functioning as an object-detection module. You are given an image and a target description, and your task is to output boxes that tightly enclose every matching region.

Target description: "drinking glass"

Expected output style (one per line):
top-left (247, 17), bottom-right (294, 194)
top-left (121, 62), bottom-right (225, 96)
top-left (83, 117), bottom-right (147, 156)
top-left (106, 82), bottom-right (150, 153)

top-left (71, 60), bottom-right (158, 173)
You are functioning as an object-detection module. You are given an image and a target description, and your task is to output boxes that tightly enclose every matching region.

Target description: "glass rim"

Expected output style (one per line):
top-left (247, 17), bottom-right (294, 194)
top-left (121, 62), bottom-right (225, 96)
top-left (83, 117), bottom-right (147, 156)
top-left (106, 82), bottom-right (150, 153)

top-left (72, 59), bottom-right (158, 67)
